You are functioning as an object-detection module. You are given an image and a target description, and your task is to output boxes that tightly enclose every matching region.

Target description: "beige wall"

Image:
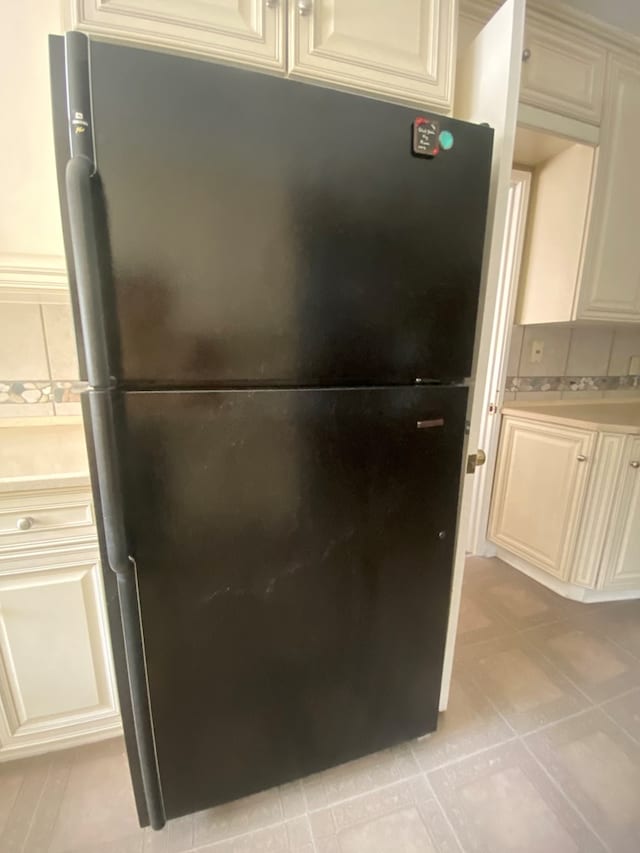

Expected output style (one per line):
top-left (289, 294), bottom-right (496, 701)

top-left (1, 3), bottom-right (65, 260)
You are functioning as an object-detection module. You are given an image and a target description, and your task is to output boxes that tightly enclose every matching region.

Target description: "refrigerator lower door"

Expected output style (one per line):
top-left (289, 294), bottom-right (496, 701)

top-left (121, 385), bottom-right (467, 819)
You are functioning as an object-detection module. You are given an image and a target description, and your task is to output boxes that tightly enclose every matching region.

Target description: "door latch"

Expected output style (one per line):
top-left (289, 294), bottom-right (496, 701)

top-left (467, 449), bottom-right (487, 474)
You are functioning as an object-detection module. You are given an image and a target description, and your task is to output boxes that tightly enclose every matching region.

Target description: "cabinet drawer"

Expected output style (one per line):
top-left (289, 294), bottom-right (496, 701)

top-left (0, 489), bottom-right (95, 552)
top-left (520, 18), bottom-right (606, 124)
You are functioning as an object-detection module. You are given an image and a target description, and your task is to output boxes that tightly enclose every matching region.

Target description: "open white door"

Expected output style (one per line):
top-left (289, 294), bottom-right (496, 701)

top-left (467, 169), bottom-right (531, 558)
top-left (439, 0), bottom-right (525, 710)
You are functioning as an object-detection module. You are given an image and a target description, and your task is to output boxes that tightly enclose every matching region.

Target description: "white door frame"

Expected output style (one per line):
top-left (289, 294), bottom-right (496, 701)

top-left (439, 0), bottom-right (525, 711)
top-left (467, 168), bottom-right (531, 557)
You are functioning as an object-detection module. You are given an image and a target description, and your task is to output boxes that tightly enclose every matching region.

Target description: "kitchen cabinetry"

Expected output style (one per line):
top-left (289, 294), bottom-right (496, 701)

top-left (601, 436), bottom-right (640, 590)
top-left (514, 129), bottom-right (596, 325)
top-left (488, 416), bottom-right (595, 580)
top-left (519, 13), bottom-right (606, 125)
top-left (71, 0), bottom-right (456, 110)
top-left (288, 0), bottom-right (455, 109)
top-left (0, 480), bottom-right (119, 760)
top-left (515, 56), bottom-right (640, 325)
top-left (70, 0), bottom-right (286, 72)
top-left (577, 55), bottom-right (640, 322)
top-left (489, 404), bottom-right (640, 601)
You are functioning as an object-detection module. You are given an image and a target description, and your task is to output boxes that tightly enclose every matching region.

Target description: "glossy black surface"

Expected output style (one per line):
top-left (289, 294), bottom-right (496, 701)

top-left (123, 385), bottom-right (467, 819)
top-left (89, 41), bottom-right (493, 387)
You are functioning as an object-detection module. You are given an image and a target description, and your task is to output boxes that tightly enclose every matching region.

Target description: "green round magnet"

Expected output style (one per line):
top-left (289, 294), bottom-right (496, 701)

top-left (439, 129), bottom-right (454, 151)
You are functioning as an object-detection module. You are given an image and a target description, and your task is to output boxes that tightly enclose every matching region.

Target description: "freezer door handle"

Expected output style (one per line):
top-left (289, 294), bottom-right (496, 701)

top-left (417, 418), bottom-right (445, 429)
top-left (65, 155), bottom-right (111, 389)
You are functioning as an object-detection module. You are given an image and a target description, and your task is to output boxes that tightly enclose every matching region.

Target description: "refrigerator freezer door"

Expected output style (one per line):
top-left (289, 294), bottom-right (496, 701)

top-left (121, 385), bottom-right (467, 819)
top-left (87, 41), bottom-right (492, 387)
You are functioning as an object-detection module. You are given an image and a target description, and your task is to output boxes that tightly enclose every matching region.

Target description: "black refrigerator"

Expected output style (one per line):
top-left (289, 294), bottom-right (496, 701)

top-left (49, 33), bottom-right (493, 830)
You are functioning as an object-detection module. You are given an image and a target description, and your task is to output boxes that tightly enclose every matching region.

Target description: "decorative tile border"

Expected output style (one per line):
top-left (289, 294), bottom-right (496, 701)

top-left (506, 375), bottom-right (640, 393)
top-left (0, 380), bottom-right (86, 406)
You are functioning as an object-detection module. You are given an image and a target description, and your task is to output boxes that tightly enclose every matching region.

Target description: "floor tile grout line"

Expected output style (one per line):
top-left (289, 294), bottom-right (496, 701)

top-left (596, 683), bottom-right (640, 709)
top-left (598, 699), bottom-right (640, 746)
top-left (415, 734), bottom-right (520, 775)
top-left (594, 629), bottom-right (640, 664)
top-left (518, 624), bottom-right (640, 707)
top-left (188, 816), bottom-right (313, 853)
top-left (518, 737), bottom-right (613, 853)
top-left (304, 812), bottom-right (319, 853)
top-left (0, 758), bottom-right (37, 852)
top-left (421, 769), bottom-right (469, 853)
top-left (466, 622), bottom-right (603, 710)
top-left (20, 756), bottom-right (57, 853)
top-left (514, 599), bottom-right (640, 664)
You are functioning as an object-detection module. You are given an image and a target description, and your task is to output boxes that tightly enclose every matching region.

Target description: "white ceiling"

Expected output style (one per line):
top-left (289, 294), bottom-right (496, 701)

top-left (558, 0), bottom-right (640, 37)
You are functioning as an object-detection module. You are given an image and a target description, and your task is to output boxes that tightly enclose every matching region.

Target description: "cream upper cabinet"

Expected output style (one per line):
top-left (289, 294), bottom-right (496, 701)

top-left (71, 1), bottom-right (456, 110)
top-left (514, 131), bottom-right (596, 326)
top-left (577, 56), bottom-right (640, 323)
top-left (71, 0), bottom-right (286, 71)
top-left (488, 416), bottom-right (595, 581)
top-left (288, 0), bottom-right (455, 109)
top-left (600, 436), bottom-right (640, 591)
top-left (520, 13), bottom-right (606, 125)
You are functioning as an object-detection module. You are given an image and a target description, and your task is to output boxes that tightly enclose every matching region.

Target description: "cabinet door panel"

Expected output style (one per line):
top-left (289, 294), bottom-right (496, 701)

top-left (73, 0), bottom-right (285, 71)
top-left (601, 436), bottom-right (640, 590)
top-left (489, 418), bottom-right (595, 580)
top-left (578, 57), bottom-right (640, 322)
top-left (0, 551), bottom-right (119, 755)
top-left (289, 0), bottom-right (454, 109)
top-left (520, 17), bottom-right (605, 124)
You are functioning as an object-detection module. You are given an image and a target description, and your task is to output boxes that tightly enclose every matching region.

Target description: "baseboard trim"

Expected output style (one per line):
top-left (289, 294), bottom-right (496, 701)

top-left (496, 547), bottom-right (640, 602)
top-left (0, 721), bottom-right (123, 762)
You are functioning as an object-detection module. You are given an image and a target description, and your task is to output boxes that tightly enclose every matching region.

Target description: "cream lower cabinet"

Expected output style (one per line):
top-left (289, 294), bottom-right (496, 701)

top-left (0, 482), bottom-right (120, 760)
top-left (490, 415), bottom-right (640, 599)
top-left (488, 417), bottom-right (595, 581)
top-left (600, 436), bottom-right (640, 591)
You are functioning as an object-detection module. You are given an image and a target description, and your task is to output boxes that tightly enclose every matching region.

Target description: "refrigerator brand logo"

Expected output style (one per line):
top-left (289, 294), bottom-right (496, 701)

top-left (71, 110), bottom-right (89, 134)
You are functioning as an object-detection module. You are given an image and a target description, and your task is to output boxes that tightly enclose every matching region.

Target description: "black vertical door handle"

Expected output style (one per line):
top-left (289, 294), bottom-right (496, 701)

top-left (65, 155), bottom-right (111, 390)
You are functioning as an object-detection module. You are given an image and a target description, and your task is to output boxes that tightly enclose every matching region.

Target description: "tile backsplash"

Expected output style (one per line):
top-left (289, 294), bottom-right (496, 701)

top-left (0, 301), bottom-right (81, 417)
top-left (506, 324), bottom-right (640, 401)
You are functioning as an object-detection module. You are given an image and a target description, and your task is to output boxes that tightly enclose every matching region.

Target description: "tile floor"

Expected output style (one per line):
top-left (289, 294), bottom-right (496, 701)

top-left (2, 556), bottom-right (640, 852)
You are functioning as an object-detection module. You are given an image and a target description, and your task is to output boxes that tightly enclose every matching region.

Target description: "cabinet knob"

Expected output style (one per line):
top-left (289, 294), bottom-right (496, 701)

top-left (631, 460), bottom-right (640, 469)
top-left (265, 0), bottom-right (279, 7)
top-left (16, 516), bottom-right (34, 531)
top-left (576, 454), bottom-right (587, 462)
top-left (522, 48), bottom-right (531, 62)
top-left (297, 0), bottom-right (313, 15)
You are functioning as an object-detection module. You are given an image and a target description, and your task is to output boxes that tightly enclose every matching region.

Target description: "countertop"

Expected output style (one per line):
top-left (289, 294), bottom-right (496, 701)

top-left (501, 399), bottom-right (640, 434)
top-left (0, 417), bottom-right (89, 480)
top-left (0, 472), bottom-right (91, 494)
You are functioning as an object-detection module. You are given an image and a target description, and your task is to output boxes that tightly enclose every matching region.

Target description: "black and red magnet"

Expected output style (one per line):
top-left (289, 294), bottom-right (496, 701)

top-left (412, 117), bottom-right (440, 157)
